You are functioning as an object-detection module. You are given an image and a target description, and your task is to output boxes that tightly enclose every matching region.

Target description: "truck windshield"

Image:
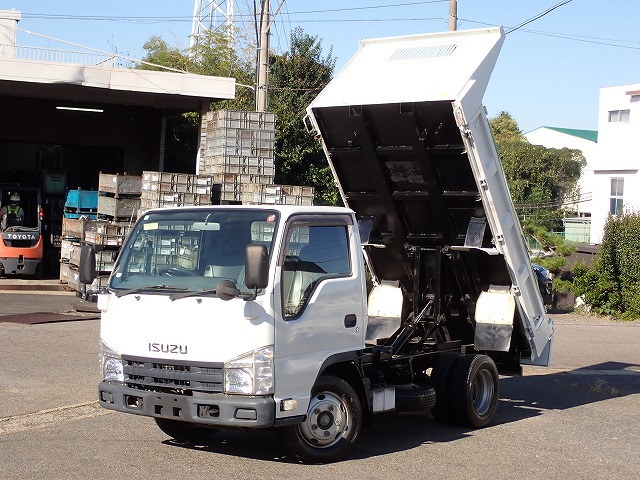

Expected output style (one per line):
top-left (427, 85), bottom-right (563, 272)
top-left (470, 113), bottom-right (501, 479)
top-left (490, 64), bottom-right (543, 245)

top-left (109, 208), bottom-right (279, 294)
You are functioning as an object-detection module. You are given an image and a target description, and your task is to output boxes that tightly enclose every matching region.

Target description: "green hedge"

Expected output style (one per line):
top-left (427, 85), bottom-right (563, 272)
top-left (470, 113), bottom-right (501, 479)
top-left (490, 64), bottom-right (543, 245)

top-left (572, 213), bottom-right (640, 318)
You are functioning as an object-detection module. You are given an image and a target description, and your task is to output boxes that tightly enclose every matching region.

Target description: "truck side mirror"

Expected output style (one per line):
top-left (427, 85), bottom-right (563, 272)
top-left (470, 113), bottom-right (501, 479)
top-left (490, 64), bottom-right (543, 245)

top-left (79, 244), bottom-right (97, 284)
top-left (245, 244), bottom-right (269, 289)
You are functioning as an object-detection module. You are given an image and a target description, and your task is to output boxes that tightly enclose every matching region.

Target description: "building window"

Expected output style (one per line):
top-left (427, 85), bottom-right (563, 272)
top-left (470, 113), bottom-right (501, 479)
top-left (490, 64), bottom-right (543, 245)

top-left (608, 109), bottom-right (630, 123)
top-left (610, 178), bottom-right (624, 215)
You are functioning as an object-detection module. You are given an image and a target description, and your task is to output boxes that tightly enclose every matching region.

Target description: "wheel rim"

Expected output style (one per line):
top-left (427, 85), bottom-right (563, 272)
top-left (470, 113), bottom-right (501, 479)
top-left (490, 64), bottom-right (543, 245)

top-left (298, 391), bottom-right (350, 448)
top-left (471, 368), bottom-right (495, 417)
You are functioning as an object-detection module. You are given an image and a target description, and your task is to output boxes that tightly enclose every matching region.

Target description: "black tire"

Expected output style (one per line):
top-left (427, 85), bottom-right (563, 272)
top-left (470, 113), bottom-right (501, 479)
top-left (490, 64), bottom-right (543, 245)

top-left (449, 354), bottom-right (499, 428)
top-left (430, 352), bottom-right (461, 423)
top-left (154, 418), bottom-right (218, 445)
top-left (283, 375), bottom-right (362, 463)
top-left (395, 383), bottom-right (437, 413)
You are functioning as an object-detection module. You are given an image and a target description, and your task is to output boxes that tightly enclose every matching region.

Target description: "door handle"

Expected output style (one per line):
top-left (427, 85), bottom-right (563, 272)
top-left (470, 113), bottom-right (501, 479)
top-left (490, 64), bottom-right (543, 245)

top-left (344, 314), bottom-right (357, 328)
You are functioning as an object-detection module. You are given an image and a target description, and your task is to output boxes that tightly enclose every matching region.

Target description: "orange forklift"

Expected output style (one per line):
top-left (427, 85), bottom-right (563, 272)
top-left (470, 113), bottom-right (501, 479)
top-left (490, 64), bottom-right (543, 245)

top-left (0, 186), bottom-right (43, 278)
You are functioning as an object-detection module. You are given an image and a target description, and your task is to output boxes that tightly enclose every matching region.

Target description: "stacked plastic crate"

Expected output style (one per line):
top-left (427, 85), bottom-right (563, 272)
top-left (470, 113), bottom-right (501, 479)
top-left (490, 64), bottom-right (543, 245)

top-left (60, 188), bottom-right (98, 290)
top-left (59, 216), bottom-right (85, 291)
top-left (140, 171), bottom-right (214, 212)
top-left (199, 110), bottom-right (276, 178)
top-left (59, 217), bottom-right (133, 293)
top-left (97, 173), bottom-right (142, 222)
top-left (198, 109), bottom-right (314, 206)
top-left (59, 174), bottom-right (140, 294)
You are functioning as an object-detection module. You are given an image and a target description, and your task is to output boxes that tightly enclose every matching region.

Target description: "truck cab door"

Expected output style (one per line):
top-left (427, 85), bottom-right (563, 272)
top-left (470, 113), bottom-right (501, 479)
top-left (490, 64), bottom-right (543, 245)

top-left (273, 214), bottom-right (367, 417)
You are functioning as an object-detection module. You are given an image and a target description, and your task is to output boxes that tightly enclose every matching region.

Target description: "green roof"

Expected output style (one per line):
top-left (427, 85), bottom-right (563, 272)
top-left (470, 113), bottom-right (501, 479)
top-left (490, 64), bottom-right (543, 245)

top-left (538, 126), bottom-right (598, 142)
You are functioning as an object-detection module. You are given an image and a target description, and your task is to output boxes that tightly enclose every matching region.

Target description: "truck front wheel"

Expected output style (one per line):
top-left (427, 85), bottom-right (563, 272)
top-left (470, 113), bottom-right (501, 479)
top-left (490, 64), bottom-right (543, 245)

top-left (154, 418), bottom-right (218, 445)
top-left (449, 354), bottom-right (499, 428)
top-left (283, 375), bottom-right (362, 463)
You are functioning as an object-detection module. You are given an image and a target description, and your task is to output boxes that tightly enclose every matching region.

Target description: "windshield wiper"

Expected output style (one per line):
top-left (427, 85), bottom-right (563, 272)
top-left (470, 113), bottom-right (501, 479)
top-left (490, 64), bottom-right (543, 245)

top-left (114, 285), bottom-right (189, 298)
top-left (169, 288), bottom-right (218, 301)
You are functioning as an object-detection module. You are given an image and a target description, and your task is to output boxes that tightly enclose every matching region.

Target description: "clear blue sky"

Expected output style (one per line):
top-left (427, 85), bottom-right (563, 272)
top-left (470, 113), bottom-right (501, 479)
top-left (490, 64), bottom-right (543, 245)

top-left (4, 0), bottom-right (639, 133)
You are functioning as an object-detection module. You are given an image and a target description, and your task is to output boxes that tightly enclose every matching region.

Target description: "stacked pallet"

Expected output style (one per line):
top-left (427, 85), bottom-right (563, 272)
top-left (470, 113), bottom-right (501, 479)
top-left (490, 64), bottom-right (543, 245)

top-left (97, 173), bottom-right (142, 222)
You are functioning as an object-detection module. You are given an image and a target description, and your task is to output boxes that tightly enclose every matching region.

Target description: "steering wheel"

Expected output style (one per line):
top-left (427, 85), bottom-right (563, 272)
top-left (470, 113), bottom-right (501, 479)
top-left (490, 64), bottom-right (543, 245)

top-left (158, 267), bottom-right (196, 277)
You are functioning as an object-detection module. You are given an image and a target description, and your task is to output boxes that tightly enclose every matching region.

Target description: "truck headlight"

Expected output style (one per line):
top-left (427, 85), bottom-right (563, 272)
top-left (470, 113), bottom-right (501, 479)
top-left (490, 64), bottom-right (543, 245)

top-left (100, 341), bottom-right (124, 382)
top-left (224, 346), bottom-right (273, 395)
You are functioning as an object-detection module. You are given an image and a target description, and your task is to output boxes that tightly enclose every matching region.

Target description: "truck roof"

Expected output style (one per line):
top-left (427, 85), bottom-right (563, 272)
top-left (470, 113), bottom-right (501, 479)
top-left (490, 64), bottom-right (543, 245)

top-left (139, 204), bottom-right (355, 219)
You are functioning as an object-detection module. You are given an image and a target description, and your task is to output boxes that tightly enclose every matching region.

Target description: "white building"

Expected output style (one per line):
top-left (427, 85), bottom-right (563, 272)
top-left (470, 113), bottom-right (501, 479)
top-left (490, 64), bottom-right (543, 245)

top-left (589, 83), bottom-right (640, 244)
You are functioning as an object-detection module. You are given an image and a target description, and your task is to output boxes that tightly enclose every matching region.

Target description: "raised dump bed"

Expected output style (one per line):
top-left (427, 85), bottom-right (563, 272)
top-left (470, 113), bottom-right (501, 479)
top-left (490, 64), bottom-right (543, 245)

top-left (307, 27), bottom-right (552, 366)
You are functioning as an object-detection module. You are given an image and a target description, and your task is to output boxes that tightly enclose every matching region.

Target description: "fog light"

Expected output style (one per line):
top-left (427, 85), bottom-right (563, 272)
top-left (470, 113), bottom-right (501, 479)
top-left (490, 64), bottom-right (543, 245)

top-left (280, 399), bottom-right (298, 411)
top-left (100, 391), bottom-right (114, 403)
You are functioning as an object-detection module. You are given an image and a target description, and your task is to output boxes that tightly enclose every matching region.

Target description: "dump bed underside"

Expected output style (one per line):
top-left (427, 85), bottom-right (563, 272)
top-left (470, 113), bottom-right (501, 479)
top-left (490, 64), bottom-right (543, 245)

top-left (312, 101), bottom-right (505, 291)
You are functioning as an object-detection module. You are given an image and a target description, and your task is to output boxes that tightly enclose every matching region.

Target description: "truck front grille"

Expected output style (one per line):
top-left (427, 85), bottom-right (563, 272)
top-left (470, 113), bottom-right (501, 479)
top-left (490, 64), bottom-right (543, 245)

top-left (122, 356), bottom-right (224, 394)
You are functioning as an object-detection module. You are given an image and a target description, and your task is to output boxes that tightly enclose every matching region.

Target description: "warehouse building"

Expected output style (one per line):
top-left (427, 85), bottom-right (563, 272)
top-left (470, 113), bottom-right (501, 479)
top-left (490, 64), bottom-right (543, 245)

top-left (0, 10), bottom-right (235, 275)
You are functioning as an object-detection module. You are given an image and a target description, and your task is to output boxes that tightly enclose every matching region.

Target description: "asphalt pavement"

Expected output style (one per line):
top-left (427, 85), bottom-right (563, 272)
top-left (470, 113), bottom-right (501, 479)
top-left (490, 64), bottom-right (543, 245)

top-left (0, 280), bottom-right (639, 479)
top-left (0, 277), bottom-right (97, 316)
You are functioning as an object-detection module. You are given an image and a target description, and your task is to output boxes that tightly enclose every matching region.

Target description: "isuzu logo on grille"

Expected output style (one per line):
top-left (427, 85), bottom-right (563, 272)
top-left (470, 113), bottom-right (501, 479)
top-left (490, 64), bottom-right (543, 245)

top-left (148, 343), bottom-right (188, 354)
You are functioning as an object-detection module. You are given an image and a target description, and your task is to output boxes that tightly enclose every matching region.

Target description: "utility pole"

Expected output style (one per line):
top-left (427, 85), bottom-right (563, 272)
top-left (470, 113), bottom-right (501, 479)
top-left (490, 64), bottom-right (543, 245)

top-left (448, 0), bottom-right (457, 31)
top-left (255, 0), bottom-right (270, 112)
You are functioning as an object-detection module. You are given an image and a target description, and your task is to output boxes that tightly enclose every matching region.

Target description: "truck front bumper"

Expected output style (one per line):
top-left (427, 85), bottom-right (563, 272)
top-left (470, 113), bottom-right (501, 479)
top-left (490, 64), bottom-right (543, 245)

top-left (99, 381), bottom-right (276, 428)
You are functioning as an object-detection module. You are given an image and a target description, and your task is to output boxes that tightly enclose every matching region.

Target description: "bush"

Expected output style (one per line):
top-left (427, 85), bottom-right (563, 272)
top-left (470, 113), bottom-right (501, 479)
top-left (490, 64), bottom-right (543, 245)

top-left (571, 213), bottom-right (640, 318)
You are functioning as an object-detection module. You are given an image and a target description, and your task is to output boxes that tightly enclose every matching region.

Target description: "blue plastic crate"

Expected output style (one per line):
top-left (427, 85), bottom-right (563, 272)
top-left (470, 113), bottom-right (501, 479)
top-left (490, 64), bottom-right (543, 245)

top-left (65, 189), bottom-right (98, 213)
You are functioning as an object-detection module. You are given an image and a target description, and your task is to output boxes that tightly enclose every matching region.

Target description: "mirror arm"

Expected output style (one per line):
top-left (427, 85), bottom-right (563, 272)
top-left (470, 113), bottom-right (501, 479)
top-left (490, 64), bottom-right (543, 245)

top-left (242, 287), bottom-right (258, 302)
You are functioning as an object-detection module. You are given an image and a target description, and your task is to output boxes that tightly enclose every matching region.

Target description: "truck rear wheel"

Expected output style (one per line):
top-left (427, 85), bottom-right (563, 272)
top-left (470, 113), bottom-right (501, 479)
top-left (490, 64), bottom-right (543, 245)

top-left (449, 354), bottom-right (499, 428)
top-left (154, 418), bottom-right (218, 445)
top-left (430, 352), bottom-right (461, 423)
top-left (283, 375), bottom-right (362, 463)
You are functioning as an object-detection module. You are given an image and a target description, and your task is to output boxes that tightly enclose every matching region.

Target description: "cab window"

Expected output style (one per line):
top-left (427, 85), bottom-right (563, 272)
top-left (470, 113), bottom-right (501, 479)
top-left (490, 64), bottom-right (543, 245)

top-left (282, 224), bottom-right (350, 318)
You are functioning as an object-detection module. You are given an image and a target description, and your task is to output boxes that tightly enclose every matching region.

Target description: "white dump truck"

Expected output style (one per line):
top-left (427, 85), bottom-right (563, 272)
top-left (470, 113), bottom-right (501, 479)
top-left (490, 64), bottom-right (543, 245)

top-left (85, 27), bottom-right (553, 462)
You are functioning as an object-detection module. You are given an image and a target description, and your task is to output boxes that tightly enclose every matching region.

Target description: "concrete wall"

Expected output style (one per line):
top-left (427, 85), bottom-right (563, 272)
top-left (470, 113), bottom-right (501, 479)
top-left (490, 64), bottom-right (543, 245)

top-left (0, 10), bottom-right (20, 58)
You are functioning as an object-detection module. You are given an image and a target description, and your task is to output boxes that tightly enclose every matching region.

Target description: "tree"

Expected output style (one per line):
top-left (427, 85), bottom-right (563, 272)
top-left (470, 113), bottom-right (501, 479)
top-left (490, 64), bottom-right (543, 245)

top-left (269, 27), bottom-right (338, 205)
top-left (138, 27), bottom-right (338, 203)
top-left (139, 31), bottom-right (255, 173)
top-left (139, 36), bottom-right (192, 72)
top-left (140, 30), bottom-right (254, 111)
top-left (489, 111), bottom-right (523, 142)
top-left (489, 113), bottom-right (585, 230)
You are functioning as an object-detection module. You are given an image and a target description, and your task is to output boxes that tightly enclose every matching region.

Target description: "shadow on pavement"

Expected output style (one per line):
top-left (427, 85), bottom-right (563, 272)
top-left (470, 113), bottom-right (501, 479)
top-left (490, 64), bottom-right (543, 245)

top-left (157, 362), bottom-right (640, 463)
top-left (0, 311), bottom-right (99, 324)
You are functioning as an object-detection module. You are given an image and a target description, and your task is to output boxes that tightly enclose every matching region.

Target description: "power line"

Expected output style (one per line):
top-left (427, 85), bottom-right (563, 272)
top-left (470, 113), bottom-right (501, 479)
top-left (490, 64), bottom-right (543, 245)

top-left (458, 18), bottom-right (640, 51)
top-left (277, 1), bottom-right (448, 14)
top-left (19, 2), bottom-right (449, 21)
top-left (522, 29), bottom-right (640, 51)
top-left (505, 0), bottom-right (573, 34)
top-left (17, 3), bottom-right (640, 53)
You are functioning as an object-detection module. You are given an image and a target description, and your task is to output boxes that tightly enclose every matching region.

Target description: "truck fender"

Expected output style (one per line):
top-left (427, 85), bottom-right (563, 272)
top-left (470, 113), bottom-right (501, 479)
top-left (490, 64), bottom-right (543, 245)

top-left (317, 352), bottom-right (371, 421)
